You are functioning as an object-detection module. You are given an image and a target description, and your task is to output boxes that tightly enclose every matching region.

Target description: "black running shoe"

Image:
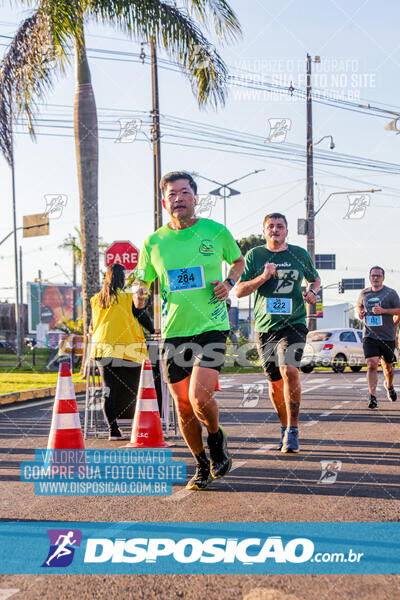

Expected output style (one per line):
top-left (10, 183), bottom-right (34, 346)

top-left (208, 426), bottom-right (232, 479)
top-left (185, 461), bottom-right (212, 490)
top-left (368, 395), bottom-right (378, 410)
top-left (384, 381), bottom-right (397, 402)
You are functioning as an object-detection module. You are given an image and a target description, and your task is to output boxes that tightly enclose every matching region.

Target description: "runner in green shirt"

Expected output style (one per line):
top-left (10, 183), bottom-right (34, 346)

top-left (236, 213), bottom-right (320, 454)
top-left (136, 172), bottom-right (244, 490)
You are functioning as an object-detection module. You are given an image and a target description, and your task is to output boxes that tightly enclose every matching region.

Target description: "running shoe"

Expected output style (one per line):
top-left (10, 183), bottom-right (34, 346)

top-left (368, 395), bottom-right (378, 410)
top-left (108, 428), bottom-right (127, 441)
top-left (384, 381), bottom-right (397, 402)
top-left (208, 426), bottom-right (232, 479)
top-left (185, 461), bottom-right (213, 490)
top-left (281, 427), bottom-right (299, 453)
top-left (277, 425), bottom-right (287, 451)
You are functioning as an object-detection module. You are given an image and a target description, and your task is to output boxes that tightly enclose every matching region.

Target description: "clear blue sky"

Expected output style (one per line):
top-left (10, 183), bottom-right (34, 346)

top-left (1, 0), bottom-right (400, 312)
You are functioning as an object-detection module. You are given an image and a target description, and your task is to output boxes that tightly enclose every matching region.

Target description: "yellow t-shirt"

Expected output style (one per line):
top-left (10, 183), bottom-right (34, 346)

top-left (89, 291), bottom-right (148, 363)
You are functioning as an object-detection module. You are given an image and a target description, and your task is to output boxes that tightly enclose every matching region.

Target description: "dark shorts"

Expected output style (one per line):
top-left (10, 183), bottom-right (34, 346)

top-left (255, 324), bottom-right (308, 382)
top-left (363, 337), bottom-right (396, 364)
top-left (161, 330), bottom-right (228, 384)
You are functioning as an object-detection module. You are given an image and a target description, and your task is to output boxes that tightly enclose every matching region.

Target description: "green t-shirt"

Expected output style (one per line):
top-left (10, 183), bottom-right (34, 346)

top-left (241, 244), bottom-right (319, 332)
top-left (137, 218), bottom-right (241, 338)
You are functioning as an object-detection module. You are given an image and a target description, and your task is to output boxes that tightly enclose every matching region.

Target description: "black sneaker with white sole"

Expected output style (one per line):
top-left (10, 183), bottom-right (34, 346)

top-left (208, 426), bottom-right (232, 479)
top-left (186, 461), bottom-right (213, 490)
top-left (368, 395), bottom-right (378, 410)
top-left (384, 381), bottom-right (397, 402)
top-left (108, 428), bottom-right (127, 441)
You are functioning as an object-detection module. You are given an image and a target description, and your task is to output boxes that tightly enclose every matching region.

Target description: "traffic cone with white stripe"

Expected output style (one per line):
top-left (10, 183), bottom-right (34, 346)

top-left (125, 359), bottom-right (168, 448)
top-left (47, 362), bottom-right (85, 450)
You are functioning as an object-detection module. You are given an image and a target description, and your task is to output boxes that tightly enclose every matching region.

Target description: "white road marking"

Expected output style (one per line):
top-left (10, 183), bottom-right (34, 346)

top-left (342, 401), bottom-right (351, 404)
top-left (332, 404), bottom-right (342, 409)
top-left (167, 460), bottom-right (247, 501)
top-left (319, 412), bottom-right (332, 417)
top-left (253, 444), bottom-right (274, 454)
top-left (304, 420), bottom-right (319, 427)
top-left (0, 591), bottom-right (20, 600)
top-left (302, 384), bottom-right (326, 394)
top-left (301, 377), bottom-right (331, 384)
top-left (327, 385), bottom-right (353, 389)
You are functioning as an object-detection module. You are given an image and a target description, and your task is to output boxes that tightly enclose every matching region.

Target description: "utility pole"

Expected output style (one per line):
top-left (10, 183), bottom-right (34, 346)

top-left (306, 53), bottom-right (316, 331)
top-left (151, 39), bottom-right (162, 331)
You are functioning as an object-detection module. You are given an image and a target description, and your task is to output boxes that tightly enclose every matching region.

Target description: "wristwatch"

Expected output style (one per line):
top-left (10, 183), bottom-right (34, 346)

top-left (225, 278), bottom-right (235, 288)
top-left (308, 288), bottom-right (317, 296)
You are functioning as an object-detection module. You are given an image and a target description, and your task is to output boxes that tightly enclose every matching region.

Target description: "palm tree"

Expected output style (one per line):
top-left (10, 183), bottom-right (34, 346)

top-left (60, 226), bottom-right (109, 265)
top-left (0, 0), bottom-right (241, 347)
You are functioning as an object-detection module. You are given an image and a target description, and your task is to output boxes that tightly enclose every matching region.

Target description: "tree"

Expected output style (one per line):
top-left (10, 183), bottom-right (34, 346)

top-left (60, 226), bottom-right (108, 266)
top-left (236, 234), bottom-right (264, 255)
top-left (0, 0), bottom-right (241, 351)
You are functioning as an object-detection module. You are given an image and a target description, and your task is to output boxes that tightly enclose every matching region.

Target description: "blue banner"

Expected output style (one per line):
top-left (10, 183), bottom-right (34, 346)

top-left (20, 449), bottom-right (186, 496)
top-left (0, 522), bottom-right (399, 574)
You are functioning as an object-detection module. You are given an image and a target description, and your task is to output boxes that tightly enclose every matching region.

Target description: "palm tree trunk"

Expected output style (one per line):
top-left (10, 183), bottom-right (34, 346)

top-left (73, 26), bottom-right (99, 373)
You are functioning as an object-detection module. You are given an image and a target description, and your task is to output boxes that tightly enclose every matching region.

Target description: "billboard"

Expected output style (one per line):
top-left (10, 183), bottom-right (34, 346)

top-left (27, 282), bottom-right (82, 332)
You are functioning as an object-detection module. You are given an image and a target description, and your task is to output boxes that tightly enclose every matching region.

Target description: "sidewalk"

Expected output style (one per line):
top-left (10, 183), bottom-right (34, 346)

top-left (0, 382), bottom-right (87, 406)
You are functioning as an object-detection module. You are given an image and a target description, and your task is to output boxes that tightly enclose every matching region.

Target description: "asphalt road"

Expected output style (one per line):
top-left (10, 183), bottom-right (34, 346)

top-left (0, 370), bottom-right (399, 599)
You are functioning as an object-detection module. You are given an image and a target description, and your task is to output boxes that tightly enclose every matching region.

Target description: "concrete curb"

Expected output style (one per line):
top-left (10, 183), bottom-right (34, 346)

top-left (0, 383), bottom-right (87, 406)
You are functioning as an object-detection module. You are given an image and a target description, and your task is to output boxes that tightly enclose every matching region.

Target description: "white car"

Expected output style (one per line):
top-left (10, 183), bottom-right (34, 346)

top-left (300, 328), bottom-right (366, 373)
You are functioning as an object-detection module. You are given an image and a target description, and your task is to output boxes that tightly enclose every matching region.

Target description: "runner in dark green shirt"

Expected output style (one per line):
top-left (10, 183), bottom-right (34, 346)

top-left (236, 213), bottom-right (320, 454)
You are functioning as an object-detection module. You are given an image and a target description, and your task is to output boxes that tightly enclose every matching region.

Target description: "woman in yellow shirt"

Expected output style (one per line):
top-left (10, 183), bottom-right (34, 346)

top-left (90, 264), bottom-right (150, 440)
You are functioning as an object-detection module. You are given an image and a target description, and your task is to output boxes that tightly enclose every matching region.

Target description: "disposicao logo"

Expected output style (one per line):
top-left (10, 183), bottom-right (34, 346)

top-left (83, 536), bottom-right (314, 564)
top-left (42, 529), bottom-right (82, 567)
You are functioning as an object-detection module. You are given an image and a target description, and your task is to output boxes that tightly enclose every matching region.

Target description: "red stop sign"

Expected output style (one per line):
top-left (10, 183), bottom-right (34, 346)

top-left (105, 241), bottom-right (139, 272)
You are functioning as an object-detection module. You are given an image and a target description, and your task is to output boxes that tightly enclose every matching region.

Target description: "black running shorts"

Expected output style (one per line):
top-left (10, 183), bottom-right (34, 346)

top-left (363, 337), bottom-right (396, 364)
top-left (161, 330), bottom-right (229, 384)
top-left (255, 324), bottom-right (308, 382)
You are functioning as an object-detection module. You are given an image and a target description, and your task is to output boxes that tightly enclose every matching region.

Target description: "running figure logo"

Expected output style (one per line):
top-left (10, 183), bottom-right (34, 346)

top-left (42, 529), bottom-right (82, 567)
top-left (274, 269), bottom-right (299, 294)
top-left (343, 194), bottom-right (370, 219)
top-left (318, 460), bottom-right (342, 485)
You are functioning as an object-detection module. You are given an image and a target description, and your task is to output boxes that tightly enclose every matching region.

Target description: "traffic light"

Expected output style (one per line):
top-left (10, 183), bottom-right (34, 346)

top-left (338, 281), bottom-right (344, 294)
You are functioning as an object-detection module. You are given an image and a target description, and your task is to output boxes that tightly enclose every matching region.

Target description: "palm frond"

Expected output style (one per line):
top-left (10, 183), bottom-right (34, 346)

top-left (87, 0), bottom-right (230, 108)
top-left (182, 0), bottom-right (242, 42)
top-left (0, 9), bottom-right (70, 164)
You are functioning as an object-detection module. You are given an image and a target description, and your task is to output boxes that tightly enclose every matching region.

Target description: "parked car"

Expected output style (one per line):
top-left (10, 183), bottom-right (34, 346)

top-left (300, 328), bottom-right (366, 373)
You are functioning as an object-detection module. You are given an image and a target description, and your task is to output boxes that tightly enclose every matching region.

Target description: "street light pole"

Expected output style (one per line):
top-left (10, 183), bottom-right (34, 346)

top-left (192, 169), bottom-right (265, 278)
top-left (314, 189), bottom-right (381, 217)
top-left (10, 128), bottom-right (22, 365)
top-left (306, 53), bottom-right (316, 331)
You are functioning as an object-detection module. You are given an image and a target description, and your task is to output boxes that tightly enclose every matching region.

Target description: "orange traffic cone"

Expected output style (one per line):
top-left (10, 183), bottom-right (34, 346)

top-left (125, 359), bottom-right (168, 448)
top-left (214, 376), bottom-right (221, 392)
top-left (47, 362), bottom-right (85, 450)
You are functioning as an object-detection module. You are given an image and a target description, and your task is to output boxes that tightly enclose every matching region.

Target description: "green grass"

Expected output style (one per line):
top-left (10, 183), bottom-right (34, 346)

top-left (0, 372), bottom-right (84, 394)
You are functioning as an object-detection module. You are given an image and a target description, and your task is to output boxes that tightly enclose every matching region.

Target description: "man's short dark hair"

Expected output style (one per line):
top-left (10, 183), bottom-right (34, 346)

top-left (160, 171), bottom-right (197, 195)
top-left (369, 265), bottom-right (385, 277)
top-left (263, 213), bottom-right (288, 228)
